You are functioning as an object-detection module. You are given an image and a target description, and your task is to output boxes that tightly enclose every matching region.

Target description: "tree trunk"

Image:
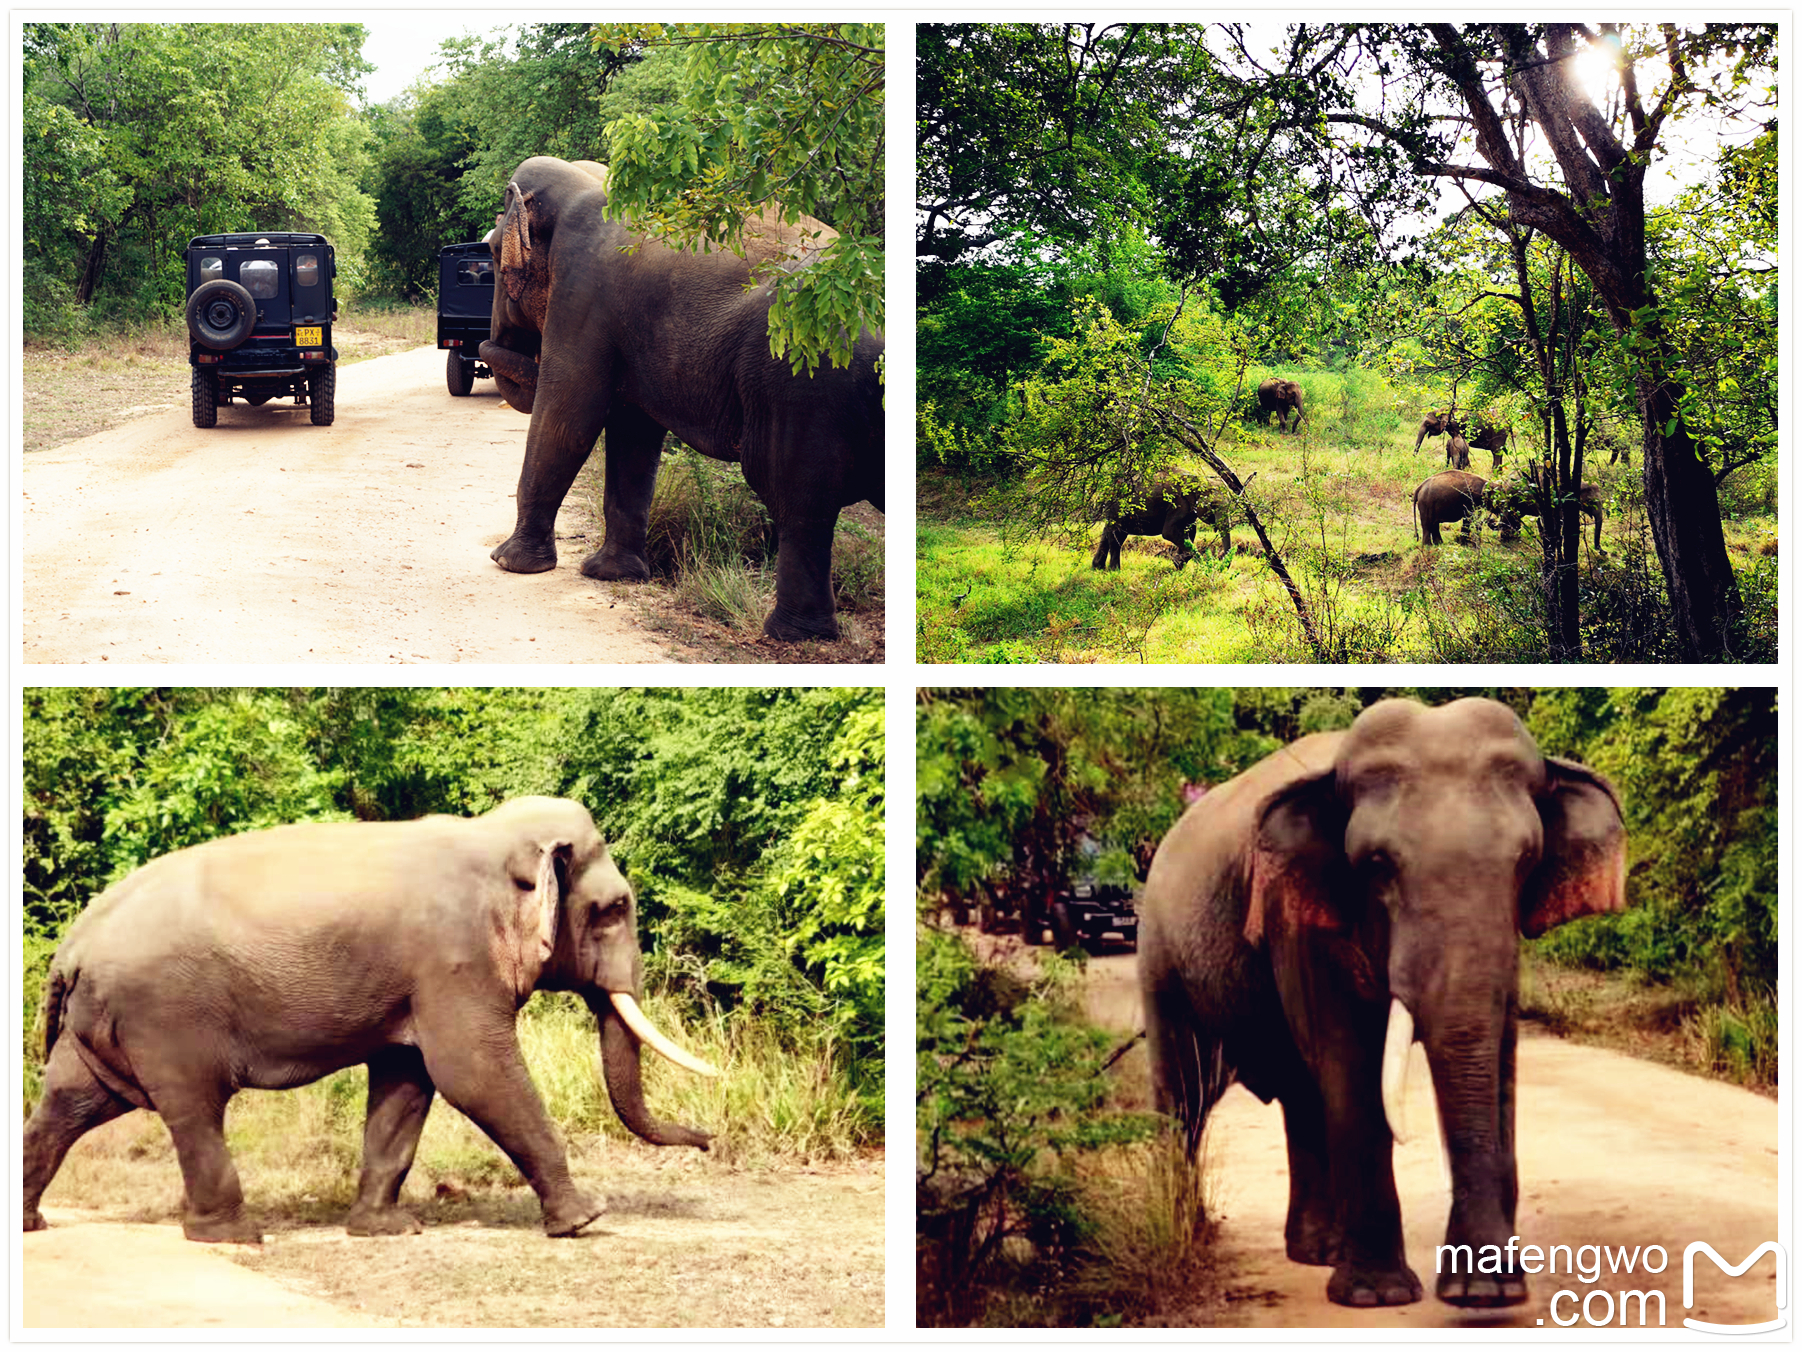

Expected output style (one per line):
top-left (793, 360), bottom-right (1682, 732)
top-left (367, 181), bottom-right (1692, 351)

top-left (75, 232), bottom-right (109, 305)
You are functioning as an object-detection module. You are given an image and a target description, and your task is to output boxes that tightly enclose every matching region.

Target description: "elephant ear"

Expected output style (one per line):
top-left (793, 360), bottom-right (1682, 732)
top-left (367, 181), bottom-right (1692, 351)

top-left (498, 181), bottom-right (537, 305)
top-left (1245, 768), bottom-right (1348, 947)
top-left (1521, 757), bottom-right (1627, 937)
top-left (496, 838), bottom-right (570, 998)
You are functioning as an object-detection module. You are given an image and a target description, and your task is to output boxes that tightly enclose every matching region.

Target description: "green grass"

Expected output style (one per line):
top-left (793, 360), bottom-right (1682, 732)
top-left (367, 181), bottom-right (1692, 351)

top-left (917, 380), bottom-right (1778, 663)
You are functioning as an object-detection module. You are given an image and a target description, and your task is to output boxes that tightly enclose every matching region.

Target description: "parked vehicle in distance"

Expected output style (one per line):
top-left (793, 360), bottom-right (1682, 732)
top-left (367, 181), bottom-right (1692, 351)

top-left (438, 241), bottom-right (495, 396)
top-left (185, 233), bottom-right (336, 427)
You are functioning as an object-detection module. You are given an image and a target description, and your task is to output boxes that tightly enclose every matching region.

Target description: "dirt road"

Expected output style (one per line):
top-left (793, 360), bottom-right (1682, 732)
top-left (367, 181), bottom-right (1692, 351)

top-left (1079, 951), bottom-right (1782, 1330)
top-left (22, 345), bottom-right (677, 663)
top-left (24, 1155), bottom-right (884, 1328)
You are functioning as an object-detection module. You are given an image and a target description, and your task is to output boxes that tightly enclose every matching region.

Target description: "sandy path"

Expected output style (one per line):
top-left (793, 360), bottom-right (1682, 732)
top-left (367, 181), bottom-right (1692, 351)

top-left (1081, 952), bottom-right (1782, 1330)
top-left (22, 346), bottom-right (674, 664)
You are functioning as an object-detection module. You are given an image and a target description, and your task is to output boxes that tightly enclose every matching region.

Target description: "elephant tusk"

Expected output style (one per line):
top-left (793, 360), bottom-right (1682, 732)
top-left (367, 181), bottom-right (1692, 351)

top-left (1381, 997), bottom-right (1415, 1143)
top-left (610, 992), bottom-right (720, 1078)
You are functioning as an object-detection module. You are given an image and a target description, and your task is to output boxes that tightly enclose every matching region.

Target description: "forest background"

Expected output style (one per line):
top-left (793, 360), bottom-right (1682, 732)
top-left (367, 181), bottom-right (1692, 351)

top-left (916, 23), bottom-right (1777, 664)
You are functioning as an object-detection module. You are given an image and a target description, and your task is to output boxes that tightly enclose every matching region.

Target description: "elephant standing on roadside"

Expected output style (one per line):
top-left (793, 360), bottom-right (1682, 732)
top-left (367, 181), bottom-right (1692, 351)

top-left (482, 156), bottom-right (884, 641)
top-left (1092, 478), bottom-right (1235, 570)
top-left (1411, 469), bottom-right (1492, 546)
top-left (1412, 410), bottom-right (1461, 453)
top-left (1490, 468), bottom-right (1606, 554)
top-left (1256, 378), bottom-right (1305, 433)
top-left (1445, 433), bottom-right (1472, 470)
top-left (1138, 697), bottom-right (1626, 1308)
top-left (23, 798), bottom-right (717, 1244)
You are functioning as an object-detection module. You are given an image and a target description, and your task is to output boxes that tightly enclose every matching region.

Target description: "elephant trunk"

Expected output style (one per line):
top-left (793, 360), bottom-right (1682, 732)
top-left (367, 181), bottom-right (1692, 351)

top-left (479, 340), bottom-right (539, 414)
top-left (588, 992), bottom-right (714, 1150)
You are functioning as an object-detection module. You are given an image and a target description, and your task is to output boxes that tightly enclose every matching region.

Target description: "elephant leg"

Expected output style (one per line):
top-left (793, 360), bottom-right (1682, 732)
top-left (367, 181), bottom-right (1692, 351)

top-left (23, 1038), bottom-right (134, 1231)
top-left (765, 513), bottom-right (842, 641)
top-left (415, 1015), bottom-right (601, 1237)
top-left (156, 1085), bottom-right (260, 1243)
top-left (345, 1047), bottom-right (436, 1237)
top-left (1164, 521), bottom-right (1197, 570)
top-left (491, 363), bottom-right (614, 575)
top-left (1279, 1087), bottom-right (1338, 1266)
top-left (581, 402), bottom-right (665, 583)
top-left (1091, 525), bottom-right (1117, 570)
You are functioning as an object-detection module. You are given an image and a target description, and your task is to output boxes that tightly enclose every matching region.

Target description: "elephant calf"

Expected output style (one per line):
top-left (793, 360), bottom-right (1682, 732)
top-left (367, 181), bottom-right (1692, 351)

top-left (1138, 697), bottom-right (1626, 1308)
top-left (1092, 478), bottom-right (1235, 570)
top-left (1412, 469), bottom-right (1492, 546)
top-left (1445, 433), bottom-right (1472, 470)
top-left (23, 798), bottom-right (717, 1244)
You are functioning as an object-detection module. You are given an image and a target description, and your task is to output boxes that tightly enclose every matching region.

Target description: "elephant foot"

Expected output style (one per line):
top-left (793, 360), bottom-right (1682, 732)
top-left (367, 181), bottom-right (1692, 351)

top-left (183, 1211), bottom-right (263, 1245)
top-left (1327, 1260), bottom-right (1422, 1308)
top-left (1437, 1269), bottom-right (1528, 1308)
top-left (763, 607), bottom-right (839, 643)
top-left (1284, 1213), bottom-right (1338, 1267)
top-left (345, 1204), bottom-right (423, 1237)
top-left (542, 1191), bottom-right (605, 1238)
top-left (580, 548), bottom-right (651, 583)
top-left (23, 1208), bottom-right (45, 1232)
top-left (492, 533), bottom-right (558, 574)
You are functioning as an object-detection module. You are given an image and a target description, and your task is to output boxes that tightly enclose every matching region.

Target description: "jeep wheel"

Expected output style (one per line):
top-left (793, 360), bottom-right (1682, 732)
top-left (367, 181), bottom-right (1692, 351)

top-left (191, 366), bottom-right (218, 427)
top-left (308, 362), bottom-right (336, 426)
top-left (186, 279), bottom-right (257, 351)
top-left (447, 348), bottom-right (475, 396)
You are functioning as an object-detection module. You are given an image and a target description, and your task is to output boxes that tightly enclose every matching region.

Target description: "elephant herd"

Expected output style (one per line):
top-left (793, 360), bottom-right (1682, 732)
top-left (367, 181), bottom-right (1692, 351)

top-left (481, 156), bottom-right (884, 643)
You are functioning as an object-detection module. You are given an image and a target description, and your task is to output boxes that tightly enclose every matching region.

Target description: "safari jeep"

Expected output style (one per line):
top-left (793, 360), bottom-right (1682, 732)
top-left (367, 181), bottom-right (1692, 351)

top-left (437, 240), bottom-right (495, 395)
top-left (184, 233), bottom-right (337, 427)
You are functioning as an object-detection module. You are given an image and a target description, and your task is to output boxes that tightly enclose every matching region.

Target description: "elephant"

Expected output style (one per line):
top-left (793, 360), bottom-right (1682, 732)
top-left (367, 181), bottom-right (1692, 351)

top-left (1489, 468), bottom-right (1606, 554)
top-left (1412, 410), bottom-right (1462, 453)
top-left (481, 156), bottom-right (885, 642)
top-left (1466, 424), bottom-right (1511, 469)
top-left (22, 797), bottom-right (716, 1245)
top-left (1444, 433), bottom-right (1472, 470)
top-left (1411, 469), bottom-right (1494, 546)
top-left (1256, 378), bottom-right (1305, 433)
top-left (1137, 697), bottom-right (1626, 1308)
top-left (1091, 478), bottom-right (1235, 570)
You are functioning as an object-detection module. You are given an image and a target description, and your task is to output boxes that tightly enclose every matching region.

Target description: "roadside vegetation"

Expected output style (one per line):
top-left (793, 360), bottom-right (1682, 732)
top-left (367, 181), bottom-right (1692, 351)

top-left (915, 687), bottom-right (1776, 1324)
top-left (918, 24), bottom-right (1777, 663)
top-left (24, 688), bottom-right (886, 1186)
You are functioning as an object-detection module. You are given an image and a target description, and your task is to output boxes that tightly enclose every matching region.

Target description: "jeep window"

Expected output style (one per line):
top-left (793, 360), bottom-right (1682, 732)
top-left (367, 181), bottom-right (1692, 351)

top-left (200, 256), bottom-right (223, 282)
top-left (457, 258), bottom-right (493, 286)
top-left (295, 254), bottom-right (320, 287)
top-left (240, 259), bottom-right (279, 299)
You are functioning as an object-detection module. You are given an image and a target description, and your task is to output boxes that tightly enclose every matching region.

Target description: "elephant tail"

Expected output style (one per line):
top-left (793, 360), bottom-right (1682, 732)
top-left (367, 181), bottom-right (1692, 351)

top-left (37, 965), bottom-right (69, 1063)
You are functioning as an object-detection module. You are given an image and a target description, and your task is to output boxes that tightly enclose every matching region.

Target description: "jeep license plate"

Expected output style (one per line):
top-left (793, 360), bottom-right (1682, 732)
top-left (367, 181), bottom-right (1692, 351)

top-left (295, 326), bottom-right (323, 347)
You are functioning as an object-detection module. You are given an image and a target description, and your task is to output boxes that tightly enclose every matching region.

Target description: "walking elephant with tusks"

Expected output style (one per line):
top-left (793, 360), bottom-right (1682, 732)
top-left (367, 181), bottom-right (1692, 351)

top-left (1137, 698), bottom-right (1626, 1308)
top-left (481, 156), bottom-right (884, 642)
top-left (23, 797), bottom-right (718, 1244)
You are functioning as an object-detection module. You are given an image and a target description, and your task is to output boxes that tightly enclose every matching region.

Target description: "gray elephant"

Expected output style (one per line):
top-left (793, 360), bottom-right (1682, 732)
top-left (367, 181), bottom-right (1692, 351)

top-left (23, 797), bottom-right (716, 1244)
top-left (1412, 409), bottom-right (1461, 453)
top-left (1490, 468), bottom-right (1606, 554)
top-left (1091, 478), bottom-right (1235, 570)
top-left (1138, 697), bottom-right (1626, 1308)
top-left (1445, 432), bottom-right (1472, 470)
top-left (1411, 469), bottom-right (1493, 546)
top-left (1256, 378), bottom-right (1305, 433)
top-left (482, 156), bottom-right (884, 642)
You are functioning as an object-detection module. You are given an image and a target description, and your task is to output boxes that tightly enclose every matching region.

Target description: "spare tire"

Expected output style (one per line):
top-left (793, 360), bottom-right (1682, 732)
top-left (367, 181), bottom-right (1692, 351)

top-left (186, 279), bottom-right (256, 350)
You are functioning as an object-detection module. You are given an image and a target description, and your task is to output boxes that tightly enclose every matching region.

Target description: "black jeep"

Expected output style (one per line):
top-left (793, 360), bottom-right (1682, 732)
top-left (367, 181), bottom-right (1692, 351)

top-left (438, 241), bottom-right (494, 396)
top-left (184, 232), bottom-right (337, 428)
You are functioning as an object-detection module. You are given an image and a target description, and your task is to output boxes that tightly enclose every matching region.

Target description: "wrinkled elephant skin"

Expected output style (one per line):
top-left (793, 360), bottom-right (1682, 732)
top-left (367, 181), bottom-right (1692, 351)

top-left (21, 797), bottom-right (714, 1244)
top-left (1138, 698), bottom-right (1627, 1309)
top-left (483, 157), bottom-right (884, 641)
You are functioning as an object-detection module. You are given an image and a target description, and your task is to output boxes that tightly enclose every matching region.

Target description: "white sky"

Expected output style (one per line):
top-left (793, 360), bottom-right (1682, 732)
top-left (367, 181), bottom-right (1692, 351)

top-left (356, 18), bottom-right (499, 106)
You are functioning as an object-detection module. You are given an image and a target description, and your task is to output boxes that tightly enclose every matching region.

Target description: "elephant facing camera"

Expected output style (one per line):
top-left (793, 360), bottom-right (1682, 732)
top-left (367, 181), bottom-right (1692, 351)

top-left (1137, 697), bottom-right (1627, 1309)
top-left (22, 797), bottom-right (717, 1246)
